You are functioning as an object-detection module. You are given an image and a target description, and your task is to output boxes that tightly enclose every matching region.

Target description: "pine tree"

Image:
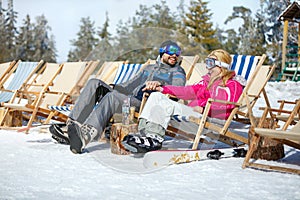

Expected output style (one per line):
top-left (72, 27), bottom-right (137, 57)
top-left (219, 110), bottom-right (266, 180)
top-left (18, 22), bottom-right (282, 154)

top-left (98, 12), bottom-right (111, 40)
top-left (221, 28), bottom-right (240, 54)
top-left (261, 0), bottom-right (291, 64)
top-left (114, 0), bottom-right (182, 62)
top-left (225, 6), bottom-right (266, 55)
top-left (68, 17), bottom-right (98, 61)
top-left (0, 0), bottom-right (9, 62)
top-left (114, 19), bottom-right (135, 61)
top-left (86, 12), bottom-right (114, 62)
top-left (250, 10), bottom-right (267, 55)
top-left (5, 0), bottom-right (18, 58)
top-left (183, 0), bottom-right (220, 55)
top-left (15, 15), bottom-right (35, 61)
top-left (32, 15), bottom-right (57, 62)
top-left (0, 0), bottom-right (18, 61)
top-left (150, 0), bottom-right (179, 29)
top-left (176, 0), bottom-right (186, 23)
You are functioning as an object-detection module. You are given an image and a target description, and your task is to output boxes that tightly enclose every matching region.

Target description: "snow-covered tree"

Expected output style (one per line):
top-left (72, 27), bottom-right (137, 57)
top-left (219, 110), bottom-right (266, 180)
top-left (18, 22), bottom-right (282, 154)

top-left (5, 0), bottom-right (18, 55)
top-left (68, 17), bottom-right (99, 61)
top-left (15, 15), bottom-right (35, 61)
top-left (32, 15), bottom-right (57, 62)
top-left (183, 0), bottom-right (219, 55)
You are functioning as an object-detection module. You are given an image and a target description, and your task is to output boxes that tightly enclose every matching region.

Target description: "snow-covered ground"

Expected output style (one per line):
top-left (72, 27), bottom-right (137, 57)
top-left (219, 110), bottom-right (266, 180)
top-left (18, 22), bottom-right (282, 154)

top-left (0, 81), bottom-right (300, 200)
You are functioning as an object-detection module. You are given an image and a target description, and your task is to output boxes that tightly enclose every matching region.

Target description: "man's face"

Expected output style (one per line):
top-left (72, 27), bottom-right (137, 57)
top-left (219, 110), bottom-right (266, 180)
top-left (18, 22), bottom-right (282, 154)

top-left (161, 53), bottom-right (179, 66)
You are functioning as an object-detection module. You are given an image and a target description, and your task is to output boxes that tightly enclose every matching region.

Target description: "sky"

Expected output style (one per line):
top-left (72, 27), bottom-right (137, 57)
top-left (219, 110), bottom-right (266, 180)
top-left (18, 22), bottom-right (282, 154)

top-left (3, 0), bottom-right (260, 62)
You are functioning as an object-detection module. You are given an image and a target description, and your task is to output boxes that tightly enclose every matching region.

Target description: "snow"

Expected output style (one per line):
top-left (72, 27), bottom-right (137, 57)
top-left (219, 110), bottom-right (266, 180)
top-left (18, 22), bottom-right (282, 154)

top-left (1, 81), bottom-right (300, 200)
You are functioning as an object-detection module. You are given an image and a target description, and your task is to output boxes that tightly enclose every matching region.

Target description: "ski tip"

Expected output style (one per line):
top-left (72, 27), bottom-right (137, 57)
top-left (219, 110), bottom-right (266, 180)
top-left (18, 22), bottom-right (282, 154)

top-left (17, 127), bottom-right (31, 132)
top-left (143, 150), bottom-right (202, 169)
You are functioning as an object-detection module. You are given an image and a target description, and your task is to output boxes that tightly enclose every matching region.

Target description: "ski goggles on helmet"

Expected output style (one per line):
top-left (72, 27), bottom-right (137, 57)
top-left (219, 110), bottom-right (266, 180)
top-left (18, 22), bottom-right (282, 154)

top-left (159, 45), bottom-right (181, 56)
top-left (205, 57), bottom-right (230, 69)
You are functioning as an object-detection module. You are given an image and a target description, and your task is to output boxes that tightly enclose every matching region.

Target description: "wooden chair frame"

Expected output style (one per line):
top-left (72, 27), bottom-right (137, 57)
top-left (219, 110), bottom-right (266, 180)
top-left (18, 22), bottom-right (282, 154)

top-left (0, 60), bottom-right (18, 89)
top-left (190, 63), bottom-right (275, 149)
top-left (0, 61), bottom-right (95, 130)
top-left (242, 99), bottom-right (300, 175)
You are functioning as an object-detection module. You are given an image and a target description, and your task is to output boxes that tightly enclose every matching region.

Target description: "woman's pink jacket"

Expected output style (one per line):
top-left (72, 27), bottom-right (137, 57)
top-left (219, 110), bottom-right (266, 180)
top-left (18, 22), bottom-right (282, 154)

top-left (161, 74), bottom-right (243, 120)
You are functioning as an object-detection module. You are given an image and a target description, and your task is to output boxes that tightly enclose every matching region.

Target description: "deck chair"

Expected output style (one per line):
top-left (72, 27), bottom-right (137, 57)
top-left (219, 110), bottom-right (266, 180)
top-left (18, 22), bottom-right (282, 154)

top-left (0, 62), bottom-right (61, 127)
top-left (19, 62), bottom-right (61, 102)
top-left (231, 54), bottom-right (260, 82)
top-left (47, 61), bottom-right (125, 117)
top-left (273, 99), bottom-right (299, 125)
top-left (163, 54), bottom-right (274, 149)
top-left (186, 62), bottom-right (208, 85)
top-left (71, 60), bottom-right (100, 97)
top-left (0, 61), bottom-right (44, 103)
top-left (112, 63), bottom-right (144, 85)
top-left (95, 61), bottom-right (126, 84)
top-left (0, 60), bottom-right (18, 89)
top-left (242, 100), bottom-right (300, 175)
top-left (191, 66), bottom-right (275, 148)
top-left (180, 55), bottom-right (200, 81)
top-left (0, 61), bottom-right (89, 129)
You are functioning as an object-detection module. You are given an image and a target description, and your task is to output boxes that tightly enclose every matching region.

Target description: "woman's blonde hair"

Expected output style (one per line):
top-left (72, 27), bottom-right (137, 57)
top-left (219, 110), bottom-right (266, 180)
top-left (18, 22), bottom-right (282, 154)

top-left (207, 49), bottom-right (235, 89)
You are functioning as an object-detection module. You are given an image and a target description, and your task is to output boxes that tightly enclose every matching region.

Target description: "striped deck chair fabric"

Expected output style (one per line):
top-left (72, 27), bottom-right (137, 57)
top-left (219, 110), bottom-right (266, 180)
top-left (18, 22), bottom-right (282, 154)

top-left (112, 63), bottom-right (143, 85)
top-left (230, 55), bottom-right (259, 85)
top-left (0, 61), bottom-right (42, 103)
top-left (48, 105), bottom-right (73, 117)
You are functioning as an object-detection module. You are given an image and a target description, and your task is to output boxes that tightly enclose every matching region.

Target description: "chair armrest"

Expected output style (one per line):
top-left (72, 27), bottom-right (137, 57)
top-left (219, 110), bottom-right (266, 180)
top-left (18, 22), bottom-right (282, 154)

top-left (277, 99), bottom-right (298, 105)
top-left (137, 92), bottom-right (150, 116)
top-left (207, 98), bottom-right (241, 106)
top-left (258, 107), bottom-right (293, 115)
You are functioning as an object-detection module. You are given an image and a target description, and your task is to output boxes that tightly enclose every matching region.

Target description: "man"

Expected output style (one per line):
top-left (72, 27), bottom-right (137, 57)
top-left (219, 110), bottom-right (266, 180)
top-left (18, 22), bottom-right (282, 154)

top-left (50, 40), bottom-right (186, 154)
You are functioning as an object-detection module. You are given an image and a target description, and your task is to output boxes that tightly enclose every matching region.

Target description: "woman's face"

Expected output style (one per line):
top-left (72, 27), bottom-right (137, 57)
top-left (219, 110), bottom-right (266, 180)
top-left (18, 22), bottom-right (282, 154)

top-left (206, 56), bottom-right (222, 79)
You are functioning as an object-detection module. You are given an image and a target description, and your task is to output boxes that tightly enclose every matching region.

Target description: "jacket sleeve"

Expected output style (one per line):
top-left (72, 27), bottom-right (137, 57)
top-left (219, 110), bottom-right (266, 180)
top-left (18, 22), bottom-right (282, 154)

top-left (162, 80), bottom-right (208, 101)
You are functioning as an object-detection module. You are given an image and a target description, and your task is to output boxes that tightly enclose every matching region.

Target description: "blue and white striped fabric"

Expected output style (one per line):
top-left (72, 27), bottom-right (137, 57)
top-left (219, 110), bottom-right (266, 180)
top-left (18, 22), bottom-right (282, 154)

top-left (171, 114), bottom-right (190, 123)
top-left (0, 62), bottom-right (39, 103)
top-left (113, 63), bottom-right (143, 85)
top-left (48, 105), bottom-right (72, 116)
top-left (231, 55), bottom-right (259, 81)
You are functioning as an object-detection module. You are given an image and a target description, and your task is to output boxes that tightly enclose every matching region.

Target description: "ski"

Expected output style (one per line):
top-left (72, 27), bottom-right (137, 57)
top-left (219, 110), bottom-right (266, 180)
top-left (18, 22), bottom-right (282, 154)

top-left (143, 148), bottom-right (247, 169)
top-left (17, 124), bottom-right (50, 132)
top-left (17, 123), bottom-right (66, 132)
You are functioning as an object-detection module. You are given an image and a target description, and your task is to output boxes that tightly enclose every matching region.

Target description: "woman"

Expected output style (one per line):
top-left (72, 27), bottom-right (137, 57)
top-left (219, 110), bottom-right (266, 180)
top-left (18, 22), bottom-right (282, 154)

top-left (122, 49), bottom-right (244, 153)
